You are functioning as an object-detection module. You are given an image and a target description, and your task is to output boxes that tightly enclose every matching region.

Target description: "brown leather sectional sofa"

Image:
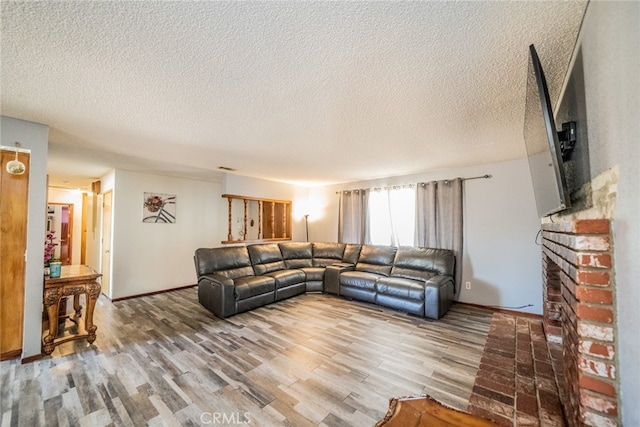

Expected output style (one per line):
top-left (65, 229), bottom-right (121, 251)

top-left (194, 242), bottom-right (455, 320)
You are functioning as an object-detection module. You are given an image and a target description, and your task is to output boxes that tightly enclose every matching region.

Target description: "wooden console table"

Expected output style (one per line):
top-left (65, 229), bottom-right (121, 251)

top-left (43, 265), bottom-right (102, 355)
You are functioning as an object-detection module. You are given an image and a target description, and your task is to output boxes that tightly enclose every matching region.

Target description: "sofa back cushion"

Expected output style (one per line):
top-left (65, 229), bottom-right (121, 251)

top-left (391, 247), bottom-right (455, 281)
top-left (279, 242), bottom-right (313, 268)
top-left (355, 245), bottom-right (396, 276)
top-left (248, 244), bottom-right (286, 274)
top-left (342, 244), bottom-right (362, 264)
top-left (312, 242), bottom-right (346, 267)
top-left (194, 247), bottom-right (254, 279)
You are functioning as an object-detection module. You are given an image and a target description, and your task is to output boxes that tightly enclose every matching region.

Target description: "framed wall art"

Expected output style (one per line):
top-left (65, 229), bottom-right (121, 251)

top-left (142, 192), bottom-right (176, 223)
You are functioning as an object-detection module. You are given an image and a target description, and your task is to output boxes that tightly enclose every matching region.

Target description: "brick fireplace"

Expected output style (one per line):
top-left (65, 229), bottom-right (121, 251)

top-left (541, 219), bottom-right (619, 426)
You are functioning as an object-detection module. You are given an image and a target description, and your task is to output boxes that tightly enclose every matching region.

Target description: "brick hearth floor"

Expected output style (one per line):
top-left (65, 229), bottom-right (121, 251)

top-left (467, 313), bottom-right (565, 426)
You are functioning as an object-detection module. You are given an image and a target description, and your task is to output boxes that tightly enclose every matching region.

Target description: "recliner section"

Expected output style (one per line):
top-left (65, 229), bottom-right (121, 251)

top-left (194, 242), bottom-right (455, 320)
top-left (340, 245), bottom-right (397, 303)
top-left (247, 244), bottom-right (306, 301)
top-left (279, 242), bottom-right (323, 292)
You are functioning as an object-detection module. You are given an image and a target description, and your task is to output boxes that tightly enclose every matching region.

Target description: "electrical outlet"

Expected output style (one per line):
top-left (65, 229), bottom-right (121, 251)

top-left (465, 281), bottom-right (471, 290)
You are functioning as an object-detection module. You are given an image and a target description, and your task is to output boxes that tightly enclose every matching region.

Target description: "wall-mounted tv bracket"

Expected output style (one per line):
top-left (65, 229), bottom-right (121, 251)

top-left (558, 121), bottom-right (577, 161)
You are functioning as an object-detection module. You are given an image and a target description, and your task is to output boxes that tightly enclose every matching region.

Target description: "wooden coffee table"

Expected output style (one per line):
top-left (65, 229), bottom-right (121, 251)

top-left (375, 395), bottom-right (498, 427)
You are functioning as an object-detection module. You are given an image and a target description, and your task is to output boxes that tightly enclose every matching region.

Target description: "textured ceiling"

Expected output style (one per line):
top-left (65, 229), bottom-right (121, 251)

top-left (1, 1), bottom-right (587, 188)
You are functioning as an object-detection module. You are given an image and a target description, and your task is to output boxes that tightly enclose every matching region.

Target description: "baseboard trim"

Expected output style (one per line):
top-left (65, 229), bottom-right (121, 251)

top-left (21, 353), bottom-right (43, 364)
top-left (112, 284), bottom-right (197, 302)
top-left (457, 302), bottom-right (543, 319)
top-left (0, 349), bottom-right (21, 361)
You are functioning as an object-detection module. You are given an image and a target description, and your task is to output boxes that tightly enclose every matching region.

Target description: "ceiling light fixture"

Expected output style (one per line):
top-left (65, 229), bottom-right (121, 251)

top-left (6, 142), bottom-right (26, 175)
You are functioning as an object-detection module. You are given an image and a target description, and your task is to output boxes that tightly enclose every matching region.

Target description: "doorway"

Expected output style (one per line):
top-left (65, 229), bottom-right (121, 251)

top-left (47, 203), bottom-right (73, 265)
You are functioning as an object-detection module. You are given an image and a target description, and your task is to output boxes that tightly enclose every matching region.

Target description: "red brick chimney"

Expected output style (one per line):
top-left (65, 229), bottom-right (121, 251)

top-left (541, 219), bottom-right (619, 426)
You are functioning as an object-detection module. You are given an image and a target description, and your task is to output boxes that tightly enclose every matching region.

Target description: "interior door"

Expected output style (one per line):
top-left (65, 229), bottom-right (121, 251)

top-left (59, 205), bottom-right (72, 265)
top-left (101, 190), bottom-right (112, 297)
top-left (0, 149), bottom-right (29, 360)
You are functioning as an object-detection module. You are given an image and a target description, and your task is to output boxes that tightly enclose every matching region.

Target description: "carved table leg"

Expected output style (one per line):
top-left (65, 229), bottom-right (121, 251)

top-left (73, 294), bottom-right (83, 317)
top-left (43, 288), bottom-right (61, 355)
top-left (85, 282), bottom-right (101, 344)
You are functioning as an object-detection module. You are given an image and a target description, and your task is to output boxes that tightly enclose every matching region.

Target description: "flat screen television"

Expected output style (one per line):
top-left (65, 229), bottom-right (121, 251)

top-left (524, 44), bottom-right (573, 217)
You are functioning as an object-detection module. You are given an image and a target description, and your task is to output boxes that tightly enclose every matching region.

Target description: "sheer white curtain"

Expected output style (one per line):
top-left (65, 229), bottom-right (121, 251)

top-left (415, 178), bottom-right (463, 292)
top-left (369, 186), bottom-right (416, 246)
top-left (338, 189), bottom-right (369, 244)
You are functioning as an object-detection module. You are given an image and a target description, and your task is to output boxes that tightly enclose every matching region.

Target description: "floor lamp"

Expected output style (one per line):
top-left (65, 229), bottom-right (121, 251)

top-left (304, 214), bottom-right (309, 242)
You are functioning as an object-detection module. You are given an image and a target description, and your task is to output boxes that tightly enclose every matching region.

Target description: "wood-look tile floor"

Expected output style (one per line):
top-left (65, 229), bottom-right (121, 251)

top-left (1, 289), bottom-right (494, 426)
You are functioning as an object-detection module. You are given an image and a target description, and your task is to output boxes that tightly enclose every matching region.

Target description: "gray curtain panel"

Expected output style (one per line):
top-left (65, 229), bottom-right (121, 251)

top-left (338, 189), bottom-right (369, 244)
top-left (415, 178), bottom-right (463, 292)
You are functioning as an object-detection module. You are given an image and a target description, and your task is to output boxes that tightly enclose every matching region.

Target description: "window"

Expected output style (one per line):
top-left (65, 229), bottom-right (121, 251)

top-left (368, 186), bottom-right (416, 246)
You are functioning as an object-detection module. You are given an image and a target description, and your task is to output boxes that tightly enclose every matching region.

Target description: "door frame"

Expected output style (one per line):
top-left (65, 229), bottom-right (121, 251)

top-left (100, 190), bottom-right (113, 298)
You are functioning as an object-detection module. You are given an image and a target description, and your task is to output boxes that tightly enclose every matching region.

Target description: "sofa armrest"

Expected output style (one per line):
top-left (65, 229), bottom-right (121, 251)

top-left (424, 275), bottom-right (455, 320)
top-left (198, 273), bottom-right (236, 318)
top-left (324, 263), bottom-right (355, 295)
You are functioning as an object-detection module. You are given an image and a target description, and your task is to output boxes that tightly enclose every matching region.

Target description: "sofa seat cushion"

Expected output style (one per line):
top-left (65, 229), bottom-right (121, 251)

top-left (391, 247), bottom-right (454, 282)
top-left (312, 242), bottom-right (346, 267)
top-left (194, 246), bottom-right (254, 279)
top-left (355, 245), bottom-right (397, 276)
top-left (248, 244), bottom-right (286, 275)
top-left (265, 269), bottom-right (306, 289)
top-left (301, 267), bottom-right (324, 282)
top-left (234, 276), bottom-right (276, 300)
top-left (342, 244), bottom-right (362, 264)
top-left (340, 271), bottom-right (379, 291)
top-left (279, 242), bottom-right (313, 268)
top-left (376, 277), bottom-right (425, 300)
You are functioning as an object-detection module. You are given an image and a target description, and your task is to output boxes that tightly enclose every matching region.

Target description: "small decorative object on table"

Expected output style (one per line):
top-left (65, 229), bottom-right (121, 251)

top-left (49, 260), bottom-right (62, 278)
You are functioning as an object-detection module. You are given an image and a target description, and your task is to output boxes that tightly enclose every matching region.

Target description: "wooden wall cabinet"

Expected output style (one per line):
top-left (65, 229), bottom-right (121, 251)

top-left (222, 194), bottom-right (292, 244)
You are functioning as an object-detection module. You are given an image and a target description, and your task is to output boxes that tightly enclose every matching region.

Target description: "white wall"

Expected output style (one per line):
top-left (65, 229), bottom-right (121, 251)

top-left (108, 170), bottom-right (225, 299)
top-left (310, 157), bottom-right (543, 315)
top-left (98, 171), bottom-right (313, 300)
top-left (1, 115), bottom-right (49, 360)
top-left (569, 3), bottom-right (639, 424)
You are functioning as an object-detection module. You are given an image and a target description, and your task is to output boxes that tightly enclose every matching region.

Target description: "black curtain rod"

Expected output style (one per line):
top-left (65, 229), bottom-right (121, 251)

top-left (335, 174), bottom-right (492, 194)
top-left (461, 174), bottom-right (492, 181)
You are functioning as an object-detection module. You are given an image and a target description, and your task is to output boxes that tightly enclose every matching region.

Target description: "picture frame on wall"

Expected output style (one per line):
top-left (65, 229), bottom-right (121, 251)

top-left (142, 192), bottom-right (176, 223)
